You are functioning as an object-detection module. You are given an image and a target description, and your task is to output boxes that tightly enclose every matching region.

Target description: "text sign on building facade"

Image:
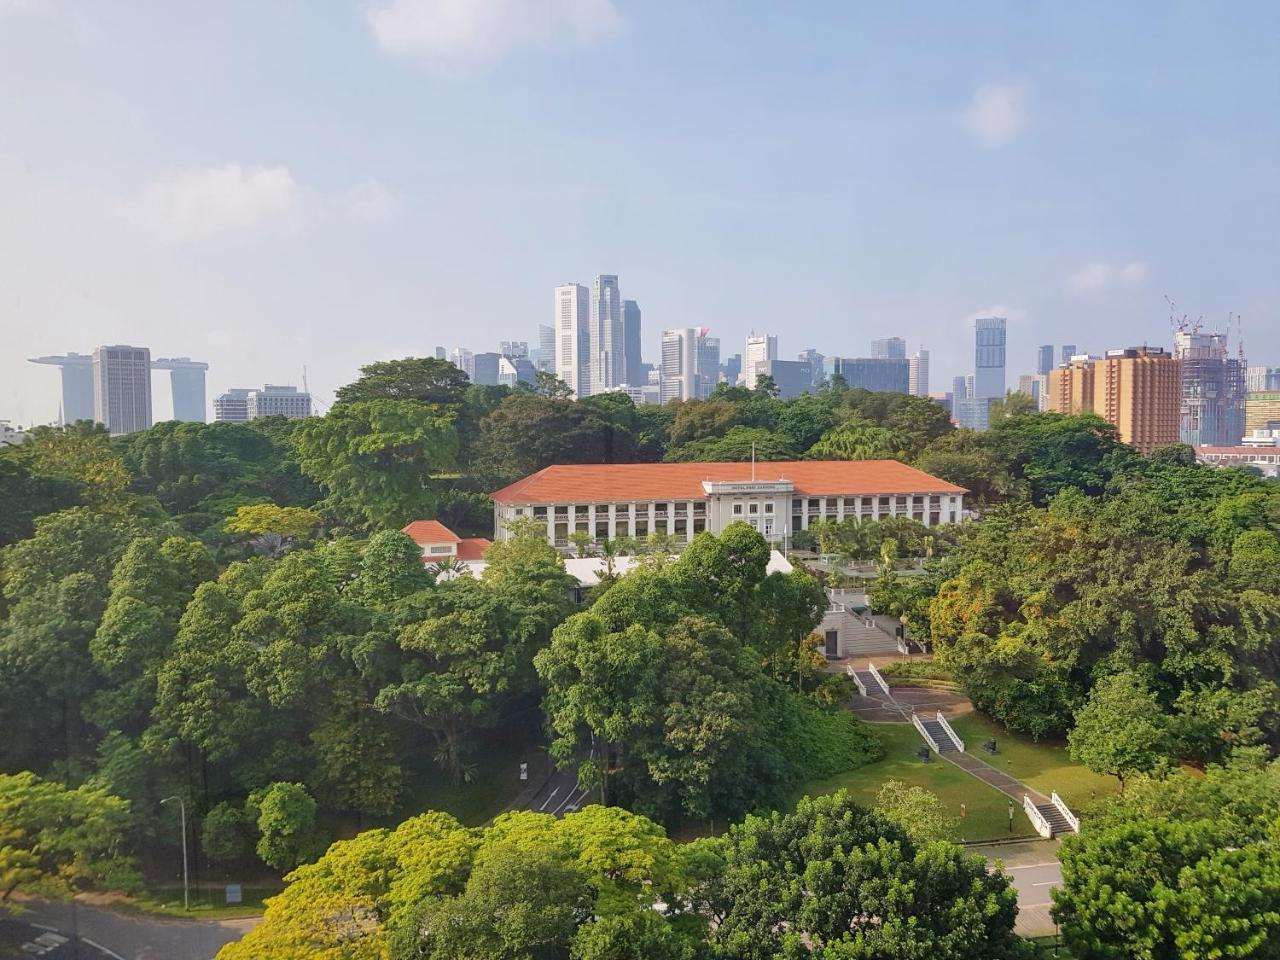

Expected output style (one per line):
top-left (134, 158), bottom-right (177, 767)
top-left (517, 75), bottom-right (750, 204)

top-left (701, 480), bottom-right (795, 495)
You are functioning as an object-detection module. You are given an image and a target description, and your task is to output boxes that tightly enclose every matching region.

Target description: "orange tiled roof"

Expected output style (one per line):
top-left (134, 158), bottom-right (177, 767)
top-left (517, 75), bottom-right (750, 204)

top-left (401, 520), bottom-right (461, 544)
top-left (491, 460), bottom-right (967, 504)
top-left (456, 538), bottom-right (492, 561)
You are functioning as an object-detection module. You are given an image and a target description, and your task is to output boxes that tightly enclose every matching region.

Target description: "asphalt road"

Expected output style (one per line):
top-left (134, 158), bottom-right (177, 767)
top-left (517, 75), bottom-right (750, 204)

top-left (522, 766), bottom-right (593, 816)
top-left (10, 901), bottom-right (255, 960)
top-left (970, 840), bottom-right (1064, 937)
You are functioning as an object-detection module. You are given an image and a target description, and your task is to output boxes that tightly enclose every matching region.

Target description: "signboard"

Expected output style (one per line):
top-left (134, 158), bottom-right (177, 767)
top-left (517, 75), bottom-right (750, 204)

top-left (702, 480), bottom-right (794, 495)
top-left (519, 762), bottom-right (529, 782)
top-left (225, 883), bottom-right (243, 905)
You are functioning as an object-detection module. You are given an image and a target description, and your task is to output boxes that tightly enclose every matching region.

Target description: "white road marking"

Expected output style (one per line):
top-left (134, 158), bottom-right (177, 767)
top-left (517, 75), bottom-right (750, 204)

top-left (1032, 880), bottom-right (1059, 887)
top-left (82, 937), bottom-right (128, 960)
top-left (538, 786), bottom-right (561, 811)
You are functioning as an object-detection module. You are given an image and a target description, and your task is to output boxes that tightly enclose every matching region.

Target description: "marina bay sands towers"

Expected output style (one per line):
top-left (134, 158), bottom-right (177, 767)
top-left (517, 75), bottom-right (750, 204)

top-left (29, 347), bottom-right (208, 435)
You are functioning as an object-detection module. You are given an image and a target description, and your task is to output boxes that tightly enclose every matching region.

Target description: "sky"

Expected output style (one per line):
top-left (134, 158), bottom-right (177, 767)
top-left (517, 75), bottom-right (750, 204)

top-left (2, 0), bottom-right (1278, 423)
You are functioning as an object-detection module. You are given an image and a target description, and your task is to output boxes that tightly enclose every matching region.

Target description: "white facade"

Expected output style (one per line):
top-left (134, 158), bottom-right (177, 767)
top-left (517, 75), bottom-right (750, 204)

top-left (0, 421), bottom-right (28, 446)
top-left (743, 334), bottom-right (778, 388)
top-left (589, 274), bottom-right (623, 395)
top-left (555, 283), bottom-right (591, 398)
top-left (246, 385), bottom-right (312, 419)
top-left (908, 349), bottom-right (930, 396)
top-left (213, 388), bottom-right (252, 422)
top-left (660, 328), bottom-right (697, 402)
top-left (449, 348), bottom-right (475, 381)
top-left (93, 344), bottom-right (152, 436)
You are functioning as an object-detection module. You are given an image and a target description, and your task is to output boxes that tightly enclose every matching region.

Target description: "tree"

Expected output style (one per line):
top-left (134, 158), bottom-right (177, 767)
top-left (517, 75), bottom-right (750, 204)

top-left (807, 418), bottom-right (900, 460)
top-left (248, 782), bottom-right (326, 871)
top-left (203, 801), bottom-right (251, 864)
top-left (988, 413), bottom-right (1130, 504)
top-left (351, 530), bottom-right (432, 607)
top-left (1053, 817), bottom-right (1280, 960)
top-left (664, 426), bottom-right (796, 463)
top-left (703, 791), bottom-right (1023, 959)
top-left (988, 391), bottom-right (1039, 422)
top-left (336, 357), bottom-right (471, 407)
top-left (293, 400), bottom-right (459, 529)
top-left (224, 504), bottom-right (320, 556)
top-left (1229, 529), bottom-right (1280, 593)
top-left (875, 780), bottom-right (959, 843)
top-left (1067, 672), bottom-right (1172, 792)
top-left (0, 457), bottom-right (79, 548)
top-left (0, 772), bottom-right (139, 908)
top-left (13, 422), bottom-right (130, 507)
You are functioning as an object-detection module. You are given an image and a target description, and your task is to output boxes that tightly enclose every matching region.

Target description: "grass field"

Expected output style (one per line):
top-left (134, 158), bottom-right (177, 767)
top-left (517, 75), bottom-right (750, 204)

top-left (946, 712), bottom-right (1119, 810)
top-left (127, 885), bottom-right (279, 919)
top-left (795, 724), bottom-right (1036, 842)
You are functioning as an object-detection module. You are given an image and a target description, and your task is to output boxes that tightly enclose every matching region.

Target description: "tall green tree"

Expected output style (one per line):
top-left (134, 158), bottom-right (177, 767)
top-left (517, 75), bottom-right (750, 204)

top-left (1067, 672), bottom-right (1172, 792)
top-left (336, 357), bottom-right (471, 407)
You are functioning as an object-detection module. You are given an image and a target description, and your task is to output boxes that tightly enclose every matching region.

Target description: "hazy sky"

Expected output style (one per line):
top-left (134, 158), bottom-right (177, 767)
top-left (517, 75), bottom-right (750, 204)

top-left (2, 1), bottom-right (1278, 423)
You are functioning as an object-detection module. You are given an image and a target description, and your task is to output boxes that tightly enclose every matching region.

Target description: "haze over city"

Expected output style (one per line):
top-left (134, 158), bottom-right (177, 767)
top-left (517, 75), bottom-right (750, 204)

top-left (2, 1), bottom-right (1278, 423)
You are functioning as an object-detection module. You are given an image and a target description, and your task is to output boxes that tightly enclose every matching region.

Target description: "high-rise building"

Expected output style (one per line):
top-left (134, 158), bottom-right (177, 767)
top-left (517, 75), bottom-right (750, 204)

top-left (554, 283), bottom-right (591, 398)
top-left (842, 358), bottom-right (910, 393)
top-left (909, 349), bottom-right (930, 396)
top-left (499, 341), bottom-right (529, 360)
top-left (722, 353), bottom-right (742, 387)
top-left (952, 376), bottom-right (968, 401)
top-left (797, 349), bottom-right (825, 390)
top-left (660, 328), bottom-right (697, 403)
top-left (1061, 344), bottom-right (1078, 365)
top-left (28, 353), bottom-right (95, 424)
top-left (246, 385), bottom-right (312, 419)
top-left (953, 396), bottom-right (991, 431)
top-left (1174, 331), bottom-right (1246, 447)
top-left (743, 334), bottom-right (778, 388)
top-left (1037, 345), bottom-right (1055, 377)
top-left (1246, 366), bottom-right (1280, 392)
top-left (535, 324), bottom-right (556, 373)
top-left (473, 352), bottom-right (501, 386)
top-left (151, 357), bottom-right (208, 422)
top-left (1046, 347), bottom-right (1181, 454)
top-left (759, 359), bottom-right (812, 399)
top-left (697, 333), bottom-right (721, 399)
top-left (589, 274), bottom-right (623, 395)
top-left (1245, 392), bottom-right (1280, 434)
top-left (1017, 374), bottom-right (1048, 410)
top-left (973, 317), bottom-right (1007, 400)
top-left (622, 300), bottom-right (643, 386)
top-left (213, 388), bottom-right (252, 422)
top-left (871, 337), bottom-right (907, 360)
top-left (449, 348), bottom-right (475, 380)
top-left (498, 356), bottom-right (537, 389)
top-left (434, 346), bottom-right (446, 360)
top-left (92, 344), bottom-right (152, 436)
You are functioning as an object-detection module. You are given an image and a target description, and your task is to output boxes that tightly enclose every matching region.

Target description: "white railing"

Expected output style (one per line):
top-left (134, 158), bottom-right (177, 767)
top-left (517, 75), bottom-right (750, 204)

top-left (846, 665), bottom-right (868, 697)
top-left (935, 711), bottom-right (965, 752)
top-left (1024, 794), bottom-right (1052, 838)
top-left (911, 711), bottom-right (939, 751)
top-left (867, 662), bottom-right (890, 697)
top-left (1051, 791), bottom-right (1080, 833)
top-left (825, 589), bottom-right (846, 614)
top-left (896, 637), bottom-right (909, 656)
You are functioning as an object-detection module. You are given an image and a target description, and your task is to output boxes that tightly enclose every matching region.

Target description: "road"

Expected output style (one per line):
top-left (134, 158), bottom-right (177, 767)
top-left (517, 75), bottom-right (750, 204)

top-left (970, 840), bottom-right (1064, 937)
top-left (10, 901), bottom-right (256, 960)
top-left (522, 766), bottom-right (593, 816)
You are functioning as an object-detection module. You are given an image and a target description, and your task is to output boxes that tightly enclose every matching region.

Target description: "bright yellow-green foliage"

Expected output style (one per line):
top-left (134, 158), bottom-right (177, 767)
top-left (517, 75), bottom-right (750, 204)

top-left (17, 424), bottom-right (131, 506)
top-left (224, 504), bottom-right (320, 539)
top-left (216, 805), bottom-right (684, 960)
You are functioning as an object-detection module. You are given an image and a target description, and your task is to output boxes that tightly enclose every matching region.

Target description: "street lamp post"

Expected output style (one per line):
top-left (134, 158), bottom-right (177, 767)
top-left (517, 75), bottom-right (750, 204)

top-left (161, 795), bottom-right (189, 911)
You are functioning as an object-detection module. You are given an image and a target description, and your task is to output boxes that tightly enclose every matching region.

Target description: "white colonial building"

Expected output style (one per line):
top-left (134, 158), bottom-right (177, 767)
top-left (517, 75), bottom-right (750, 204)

top-left (490, 460), bottom-right (966, 549)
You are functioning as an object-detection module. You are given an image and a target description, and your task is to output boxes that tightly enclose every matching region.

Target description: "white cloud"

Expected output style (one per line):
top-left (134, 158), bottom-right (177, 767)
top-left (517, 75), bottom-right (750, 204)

top-left (139, 164), bottom-right (298, 242)
top-left (961, 84), bottom-right (1028, 146)
top-left (367, 0), bottom-right (622, 67)
top-left (1067, 260), bottom-right (1148, 294)
top-left (337, 179), bottom-right (403, 223)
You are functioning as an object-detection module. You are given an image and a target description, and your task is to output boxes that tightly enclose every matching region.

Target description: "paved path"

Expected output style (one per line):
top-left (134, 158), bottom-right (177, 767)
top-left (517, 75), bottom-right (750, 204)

top-left (945, 750), bottom-right (1051, 805)
top-left (969, 839), bottom-right (1064, 937)
top-left (12, 901), bottom-right (256, 960)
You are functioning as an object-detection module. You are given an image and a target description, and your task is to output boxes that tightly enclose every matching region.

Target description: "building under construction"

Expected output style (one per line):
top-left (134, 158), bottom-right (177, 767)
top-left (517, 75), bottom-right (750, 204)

top-left (1174, 331), bottom-right (1246, 447)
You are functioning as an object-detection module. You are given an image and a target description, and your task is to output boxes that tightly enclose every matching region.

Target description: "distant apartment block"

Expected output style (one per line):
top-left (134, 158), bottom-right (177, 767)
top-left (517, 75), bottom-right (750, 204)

top-left (93, 344), bottom-right (152, 436)
top-left (1246, 392), bottom-right (1280, 434)
top-left (213, 388), bottom-right (252, 422)
top-left (216, 385), bottom-right (311, 421)
top-left (909, 349), bottom-right (930, 396)
top-left (1246, 366), bottom-right (1280, 392)
top-left (841, 357), bottom-right (910, 394)
top-left (871, 337), bottom-right (907, 360)
top-left (1046, 346), bottom-right (1181, 454)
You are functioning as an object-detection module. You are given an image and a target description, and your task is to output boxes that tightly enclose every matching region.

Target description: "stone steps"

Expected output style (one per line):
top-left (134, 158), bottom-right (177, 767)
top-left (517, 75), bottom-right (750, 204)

top-left (919, 718), bottom-right (957, 753)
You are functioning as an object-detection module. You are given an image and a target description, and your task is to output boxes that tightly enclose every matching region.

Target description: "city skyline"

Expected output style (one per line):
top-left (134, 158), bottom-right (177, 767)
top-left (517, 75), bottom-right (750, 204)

top-left (2, 3), bottom-right (1277, 425)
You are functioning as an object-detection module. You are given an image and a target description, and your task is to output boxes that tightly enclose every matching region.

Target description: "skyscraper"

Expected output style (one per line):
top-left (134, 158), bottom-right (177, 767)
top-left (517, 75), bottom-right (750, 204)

top-left (589, 274), bottom-right (623, 395)
top-left (555, 283), bottom-right (591, 398)
top-left (449, 348), bottom-right (475, 380)
top-left (28, 353), bottom-right (94, 424)
top-left (535, 324), bottom-right (556, 373)
top-left (696, 332), bottom-right (720, 399)
top-left (660, 328), bottom-right (697, 403)
top-left (952, 376), bottom-right (968, 401)
top-left (622, 300), bottom-right (643, 386)
top-left (1175, 330), bottom-right (1246, 446)
top-left (798, 348), bottom-right (825, 389)
top-left (1246, 366), bottom-right (1280, 392)
top-left (499, 341), bottom-right (529, 360)
top-left (1061, 344), bottom-right (1078, 365)
top-left (1037, 345), bottom-right (1055, 376)
top-left (472, 352), bottom-right (501, 386)
top-left (246, 385), bottom-right (312, 419)
top-left (213, 388), bottom-right (252, 422)
top-left (151, 357), bottom-right (208, 422)
top-left (871, 337), bottom-right (907, 360)
top-left (434, 346), bottom-right (446, 360)
top-left (1046, 347), bottom-right (1181, 454)
top-left (909, 349), bottom-right (930, 396)
top-left (973, 317), bottom-right (1007, 400)
top-left (92, 345), bottom-right (152, 436)
top-left (842, 358), bottom-right (910, 393)
top-left (743, 334), bottom-right (778, 388)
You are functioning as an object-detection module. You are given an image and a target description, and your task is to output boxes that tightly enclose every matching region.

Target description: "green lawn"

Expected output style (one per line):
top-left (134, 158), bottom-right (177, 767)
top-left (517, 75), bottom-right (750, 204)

top-left (126, 884), bottom-right (279, 919)
top-left (946, 712), bottom-right (1119, 810)
top-left (795, 724), bottom-right (1035, 842)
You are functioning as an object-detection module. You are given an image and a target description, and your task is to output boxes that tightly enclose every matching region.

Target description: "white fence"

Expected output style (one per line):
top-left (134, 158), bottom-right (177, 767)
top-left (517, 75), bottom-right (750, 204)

top-left (845, 665), bottom-right (868, 697)
top-left (934, 711), bottom-right (965, 752)
top-left (911, 711), bottom-right (939, 752)
top-left (867, 662), bottom-right (890, 697)
top-left (1051, 791), bottom-right (1080, 833)
top-left (1023, 794), bottom-right (1052, 839)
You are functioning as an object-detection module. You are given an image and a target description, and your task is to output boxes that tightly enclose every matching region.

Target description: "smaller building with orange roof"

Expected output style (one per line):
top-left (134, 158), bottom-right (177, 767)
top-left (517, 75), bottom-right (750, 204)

top-left (401, 520), bottom-right (492, 564)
